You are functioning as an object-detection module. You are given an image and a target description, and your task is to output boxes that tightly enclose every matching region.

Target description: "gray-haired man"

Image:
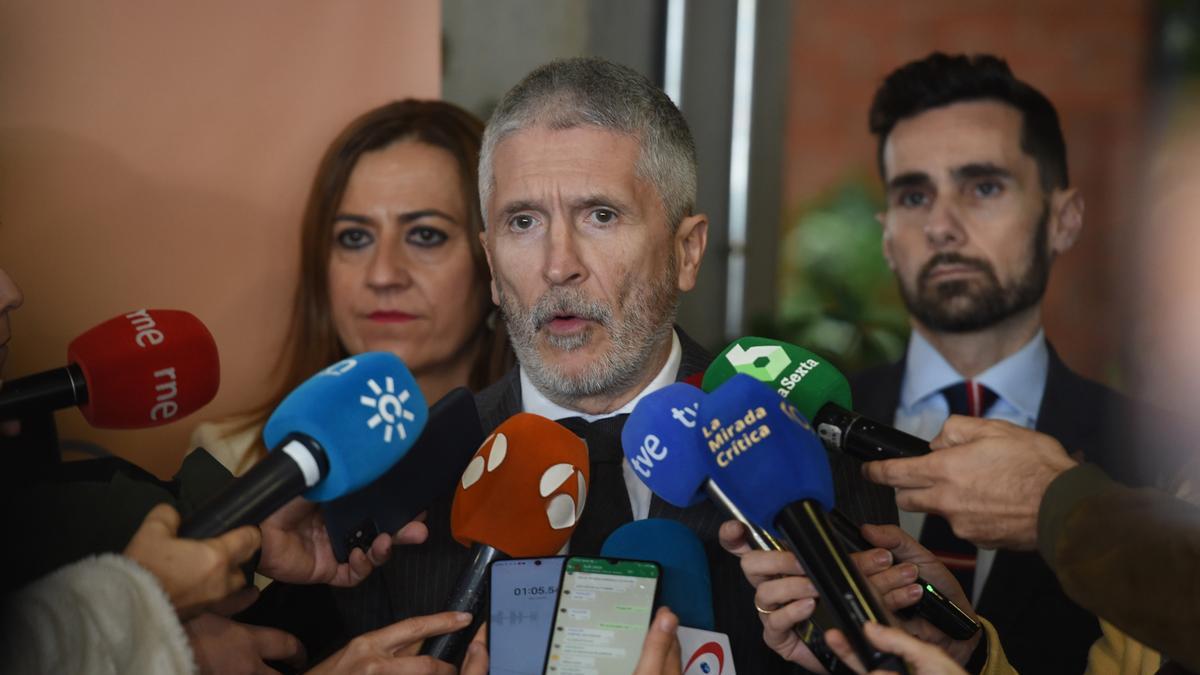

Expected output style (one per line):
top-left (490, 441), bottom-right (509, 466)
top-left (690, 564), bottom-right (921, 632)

top-left (334, 58), bottom-right (895, 673)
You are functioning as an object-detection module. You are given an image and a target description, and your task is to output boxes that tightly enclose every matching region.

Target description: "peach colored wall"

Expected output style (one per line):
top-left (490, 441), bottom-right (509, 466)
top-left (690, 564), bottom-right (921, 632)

top-left (0, 1), bottom-right (441, 476)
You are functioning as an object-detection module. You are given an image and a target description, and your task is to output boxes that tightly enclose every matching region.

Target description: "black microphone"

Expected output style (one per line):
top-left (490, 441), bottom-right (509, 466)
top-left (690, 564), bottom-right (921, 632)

top-left (179, 353), bottom-right (427, 539)
top-left (703, 375), bottom-right (909, 673)
top-left (827, 509), bottom-right (981, 640)
top-left (812, 404), bottom-right (931, 462)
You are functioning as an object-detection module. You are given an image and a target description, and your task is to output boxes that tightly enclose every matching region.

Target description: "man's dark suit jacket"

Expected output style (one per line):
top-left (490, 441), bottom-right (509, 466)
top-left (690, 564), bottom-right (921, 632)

top-left (331, 329), bottom-right (898, 674)
top-left (850, 343), bottom-right (1134, 675)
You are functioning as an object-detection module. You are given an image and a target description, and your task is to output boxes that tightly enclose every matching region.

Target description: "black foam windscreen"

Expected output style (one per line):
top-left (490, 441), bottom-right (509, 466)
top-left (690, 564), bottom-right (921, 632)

top-left (321, 387), bottom-right (484, 562)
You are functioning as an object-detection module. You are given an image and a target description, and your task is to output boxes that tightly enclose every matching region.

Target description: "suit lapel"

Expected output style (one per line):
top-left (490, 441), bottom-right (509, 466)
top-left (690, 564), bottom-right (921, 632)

top-left (474, 367), bottom-right (523, 433)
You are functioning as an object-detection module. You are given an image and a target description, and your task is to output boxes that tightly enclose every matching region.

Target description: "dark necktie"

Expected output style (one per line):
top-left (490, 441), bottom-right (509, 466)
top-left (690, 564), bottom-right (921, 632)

top-left (556, 414), bottom-right (633, 555)
top-left (918, 380), bottom-right (999, 597)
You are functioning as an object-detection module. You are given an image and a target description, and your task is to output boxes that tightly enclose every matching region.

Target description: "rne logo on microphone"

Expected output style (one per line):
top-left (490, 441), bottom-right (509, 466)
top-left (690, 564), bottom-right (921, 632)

top-left (724, 344), bottom-right (790, 381)
top-left (359, 377), bottom-right (416, 443)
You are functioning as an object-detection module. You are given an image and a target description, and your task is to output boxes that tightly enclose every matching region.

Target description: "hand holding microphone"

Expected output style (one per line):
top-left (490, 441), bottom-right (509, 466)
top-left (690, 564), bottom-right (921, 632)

top-left (623, 383), bottom-right (851, 672)
top-left (701, 374), bottom-right (906, 673)
top-left (179, 352), bottom-right (428, 557)
top-left (257, 496), bottom-right (429, 588)
top-left (866, 416), bottom-right (1077, 550)
top-left (122, 503), bottom-right (260, 622)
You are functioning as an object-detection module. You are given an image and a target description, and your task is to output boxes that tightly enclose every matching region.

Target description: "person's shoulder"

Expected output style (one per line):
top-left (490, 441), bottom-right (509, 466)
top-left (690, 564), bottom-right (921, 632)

top-left (1045, 348), bottom-right (1126, 406)
top-left (847, 359), bottom-right (904, 389)
top-left (188, 417), bottom-right (261, 476)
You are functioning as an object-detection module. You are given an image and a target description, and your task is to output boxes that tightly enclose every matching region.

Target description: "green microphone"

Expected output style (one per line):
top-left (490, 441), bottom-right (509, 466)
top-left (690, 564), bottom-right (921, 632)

top-left (702, 337), bottom-right (930, 461)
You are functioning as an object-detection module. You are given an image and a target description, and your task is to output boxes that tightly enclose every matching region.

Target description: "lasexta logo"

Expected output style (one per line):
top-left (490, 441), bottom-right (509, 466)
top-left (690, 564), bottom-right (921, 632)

top-left (724, 344), bottom-right (790, 381)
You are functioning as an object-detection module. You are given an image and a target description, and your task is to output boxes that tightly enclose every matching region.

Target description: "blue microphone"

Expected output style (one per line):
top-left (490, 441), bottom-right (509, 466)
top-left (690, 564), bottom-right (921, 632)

top-left (623, 381), bottom-right (863, 673)
top-left (622, 383), bottom-right (783, 551)
top-left (702, 374), bottom-right (906, 673)
top-left (180, 352), bottom-right (427, 538)
top-left (601, 519), bottom-right (715, 631)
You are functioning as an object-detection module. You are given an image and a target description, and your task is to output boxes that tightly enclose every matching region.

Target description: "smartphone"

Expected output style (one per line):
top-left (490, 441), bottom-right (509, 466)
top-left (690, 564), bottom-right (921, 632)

top-left (321, 387), bottom-right (483, 562)
top-left (543, 556), bottom-right (661, 675)
top-left (489, 557), bottom-right (566, 675)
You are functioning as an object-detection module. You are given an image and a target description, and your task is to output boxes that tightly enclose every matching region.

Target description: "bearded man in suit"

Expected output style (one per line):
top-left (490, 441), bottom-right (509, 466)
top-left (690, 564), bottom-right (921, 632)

top-left (850, 52), bottom-right (1135, 674)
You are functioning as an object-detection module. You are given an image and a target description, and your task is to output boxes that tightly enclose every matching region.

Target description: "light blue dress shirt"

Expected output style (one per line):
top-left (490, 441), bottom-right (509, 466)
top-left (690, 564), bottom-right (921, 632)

top-left (893, 329), bottom-right (1048, 603)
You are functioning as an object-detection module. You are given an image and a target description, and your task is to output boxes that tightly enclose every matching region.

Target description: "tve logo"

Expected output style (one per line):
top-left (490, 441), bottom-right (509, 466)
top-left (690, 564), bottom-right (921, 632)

top-left (724, 344), bottom-right (790, 381)
top-left (359, 376), bottom-right (416, 443)
top-left (628, 401), bottom-right (698, 479)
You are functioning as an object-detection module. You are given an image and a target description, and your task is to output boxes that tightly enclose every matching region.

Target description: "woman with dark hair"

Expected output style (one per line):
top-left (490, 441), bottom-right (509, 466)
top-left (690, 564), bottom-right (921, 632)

top-left (192, 99), bottom-right (512, 474)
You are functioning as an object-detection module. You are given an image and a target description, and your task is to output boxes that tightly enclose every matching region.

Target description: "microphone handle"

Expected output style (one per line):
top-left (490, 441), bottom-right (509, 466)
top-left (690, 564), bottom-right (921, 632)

top-left (704, 480), bottom-right (853, 674)
top-left (421, 544), bottom-right (504, 664)
top-left (814, 404), bottom-right (930, 461)
top-left (179, 434), bottom-right (328, 539)
top-left (775, 500), bottom-right (908, 674)
top-left (0, 364), bottom-right (87, 418)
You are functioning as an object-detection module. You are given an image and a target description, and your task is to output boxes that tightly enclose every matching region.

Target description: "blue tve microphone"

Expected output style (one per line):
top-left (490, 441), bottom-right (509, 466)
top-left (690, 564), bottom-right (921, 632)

top-left (622, 383), bottom-right (778, 549)
top-left (702, 374), bottom-right (906, 674)
top-left (601, 518), bottom-right (715, 631)
top-left (623, 382), bottom-right (862, 673)
top-left (180, 352), bottom-right (428, 538)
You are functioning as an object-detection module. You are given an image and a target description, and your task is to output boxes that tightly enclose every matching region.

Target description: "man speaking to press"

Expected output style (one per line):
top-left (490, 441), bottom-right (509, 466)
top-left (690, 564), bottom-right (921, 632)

top-left (332, 57), bottom-right (895, 673)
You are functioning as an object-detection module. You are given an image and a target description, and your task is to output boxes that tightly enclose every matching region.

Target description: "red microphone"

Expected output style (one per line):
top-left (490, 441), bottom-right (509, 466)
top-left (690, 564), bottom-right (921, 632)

top-left (0, 309), bottom-right (220, 428)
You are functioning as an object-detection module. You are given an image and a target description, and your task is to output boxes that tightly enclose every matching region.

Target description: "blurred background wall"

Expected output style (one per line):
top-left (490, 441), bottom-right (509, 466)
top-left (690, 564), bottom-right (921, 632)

top-left (0, 1), bottom-right (440, 476)
top-left (775, 0), bottom-right (1151, 382)
top-left (3, 0), bottom-right (1190, 476)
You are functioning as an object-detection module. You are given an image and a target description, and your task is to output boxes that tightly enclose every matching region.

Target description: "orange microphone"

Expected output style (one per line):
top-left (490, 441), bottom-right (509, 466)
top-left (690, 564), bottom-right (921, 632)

top-left (423, 412), bottom-right (589, 664)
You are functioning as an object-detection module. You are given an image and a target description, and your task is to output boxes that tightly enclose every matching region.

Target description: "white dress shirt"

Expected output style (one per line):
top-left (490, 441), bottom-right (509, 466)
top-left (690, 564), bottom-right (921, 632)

top-left (519, 330), bottom-right (683, 522)
top-left (893, 329), bottom-right (1048, 603)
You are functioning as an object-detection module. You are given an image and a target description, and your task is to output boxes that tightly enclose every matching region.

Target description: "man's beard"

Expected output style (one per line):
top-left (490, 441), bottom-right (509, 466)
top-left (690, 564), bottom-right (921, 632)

top-left (899, 204), bottom-right (1051, 333)
top-left (498, 258), bottom-right (679, 407)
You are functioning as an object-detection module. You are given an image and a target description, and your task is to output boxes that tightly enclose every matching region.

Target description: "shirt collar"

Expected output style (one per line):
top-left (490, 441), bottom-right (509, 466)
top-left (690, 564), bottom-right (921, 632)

top-left (900, 328), bottom-right (1048, 421)
top-left (520, 330), bottom-right (682, 422)
top-left (976, 329), bottom-right (1048, 421)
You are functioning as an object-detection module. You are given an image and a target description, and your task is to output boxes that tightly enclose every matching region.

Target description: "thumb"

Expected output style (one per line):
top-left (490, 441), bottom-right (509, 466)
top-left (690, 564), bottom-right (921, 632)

top-left (929, 414), bottom-right (986, 450)
top-left (863, 621), bottom-right (948, 666)
top-left (633, 607), bottom-right (679, 675)
top-left (142, 503), bottom-right (182, 538)
top-left (212, 525), bottom-right (263, 566)
top-left (718, 520), bottom-right (753, 557)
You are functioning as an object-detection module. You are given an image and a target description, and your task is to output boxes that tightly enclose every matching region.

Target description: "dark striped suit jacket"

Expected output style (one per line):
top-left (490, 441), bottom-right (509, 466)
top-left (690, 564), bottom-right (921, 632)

top-left (332, 329), bottom-right (898, 673)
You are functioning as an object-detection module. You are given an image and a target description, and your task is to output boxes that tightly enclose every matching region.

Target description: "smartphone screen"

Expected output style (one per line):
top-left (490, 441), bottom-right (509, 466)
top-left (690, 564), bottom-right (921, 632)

top-left (489, 557), bottom-right (566, 675)
top-left (543, 556), bottom-right (661, 675)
